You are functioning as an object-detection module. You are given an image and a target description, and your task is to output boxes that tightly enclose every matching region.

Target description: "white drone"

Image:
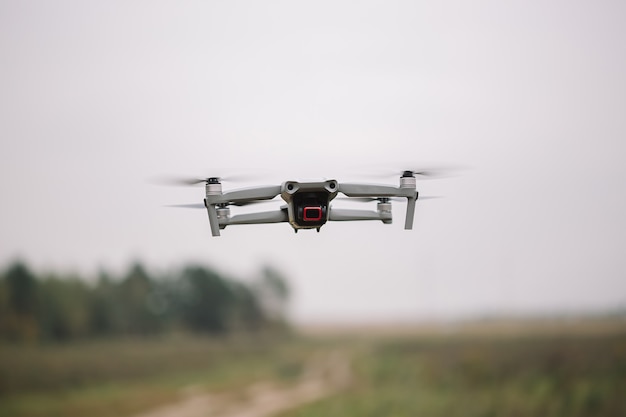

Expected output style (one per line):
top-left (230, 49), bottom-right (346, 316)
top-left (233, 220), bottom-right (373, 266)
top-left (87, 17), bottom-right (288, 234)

top-left (165, 170), bottom-right (439, 236)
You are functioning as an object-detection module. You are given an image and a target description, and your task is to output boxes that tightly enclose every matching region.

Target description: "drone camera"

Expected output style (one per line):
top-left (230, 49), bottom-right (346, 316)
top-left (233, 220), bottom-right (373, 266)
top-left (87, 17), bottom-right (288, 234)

top-left (303, 206), bottom-right (323, 222)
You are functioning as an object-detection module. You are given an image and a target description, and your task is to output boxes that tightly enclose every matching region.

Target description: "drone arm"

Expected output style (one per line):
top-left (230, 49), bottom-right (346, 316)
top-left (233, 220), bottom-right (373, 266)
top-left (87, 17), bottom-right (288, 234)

top-left (338, 183), bottom-right (419, 229)
top-left (337, 183), bottom-right (402, 198)
top-left (329, 208), bottom-right (392, 222)
top-left (216, 186), bottom-right (282, 205)
top-left (223, 210), bottom-right (288, 226)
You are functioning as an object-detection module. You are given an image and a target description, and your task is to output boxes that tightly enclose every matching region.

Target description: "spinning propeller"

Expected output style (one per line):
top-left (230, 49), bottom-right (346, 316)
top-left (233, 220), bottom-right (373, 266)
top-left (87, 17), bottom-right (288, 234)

top-left (154, 174), bottom-right (281, 210)
top-left (150, 174), bottom-right (255, 186)
top-left (165, 199), bottom-right (277, 209)
top-left (350, 165), bottom-right (463, 180)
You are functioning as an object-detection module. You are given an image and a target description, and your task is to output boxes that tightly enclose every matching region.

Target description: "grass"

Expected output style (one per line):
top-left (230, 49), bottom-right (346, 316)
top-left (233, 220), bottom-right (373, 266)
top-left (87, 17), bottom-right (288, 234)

top-left (0, 333), bottom-right (310, 417)
top-left (2, 321), bottom-right (625, 417)
top-left (280, 321), bottom-right (626, 417)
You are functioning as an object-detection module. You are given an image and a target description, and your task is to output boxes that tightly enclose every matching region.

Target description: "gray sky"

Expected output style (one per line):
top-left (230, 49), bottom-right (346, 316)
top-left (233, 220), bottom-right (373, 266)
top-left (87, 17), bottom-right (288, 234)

top-left (1, 0), bottom-right (625, 323)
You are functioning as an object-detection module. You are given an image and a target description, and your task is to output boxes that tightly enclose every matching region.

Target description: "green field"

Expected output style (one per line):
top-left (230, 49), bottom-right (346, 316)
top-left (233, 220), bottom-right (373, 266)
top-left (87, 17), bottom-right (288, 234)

top-left (1, 320), bottom-right (625, 417)
top-left (0, 334), bottom-right (310, 417)
top-left (281, 321), bottom-right (626, 417)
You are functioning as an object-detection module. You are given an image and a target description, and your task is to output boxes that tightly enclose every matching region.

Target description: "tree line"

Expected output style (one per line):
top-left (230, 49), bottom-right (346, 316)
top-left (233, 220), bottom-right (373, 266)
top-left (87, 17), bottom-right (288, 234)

top-left (0, 261), bottom-right (290, 342)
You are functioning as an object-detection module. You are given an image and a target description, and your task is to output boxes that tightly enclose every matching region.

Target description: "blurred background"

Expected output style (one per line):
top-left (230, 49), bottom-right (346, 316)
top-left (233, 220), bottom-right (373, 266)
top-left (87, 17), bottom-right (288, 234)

top-left (1, 1), bottom-right (625, 416)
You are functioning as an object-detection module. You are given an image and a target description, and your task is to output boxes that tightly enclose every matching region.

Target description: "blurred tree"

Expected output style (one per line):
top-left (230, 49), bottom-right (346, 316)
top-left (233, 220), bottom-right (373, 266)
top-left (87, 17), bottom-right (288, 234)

top-left (0, 261), bottom-right (39, 341)
top-left (256, 265), bottom-right (290, 323)
top-left (117, 262), bottom-right (162, 335)
top-left (177, 266), bottom-right (236, 334)
top-left (37, 275), bottom-right (91, 340)
top-left (230, 281), bottom-right (266, 331)
top-left (5, 261), bottom-right (38, 315)
top-left (88, 269), bottom-right (116, 336)
top-left (0, 260), bottom-right (290, 341)
top-left (0, 271), bottom-right (10, 337)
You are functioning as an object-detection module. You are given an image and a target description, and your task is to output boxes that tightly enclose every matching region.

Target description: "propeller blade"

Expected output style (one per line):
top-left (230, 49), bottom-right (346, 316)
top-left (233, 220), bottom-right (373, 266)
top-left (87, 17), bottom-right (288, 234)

top-left (150, 176), bottom-right (208, 186)
top-left (350, 164), bottom-right (465, 180)
top-left (165, 199), bottom-right (279, 209)
top-left (164, 203), bottom-right (205, 209)
top-left (149, 173), bottom-right (260, 186)
top-left (402, 168), bottom-right (453, 178)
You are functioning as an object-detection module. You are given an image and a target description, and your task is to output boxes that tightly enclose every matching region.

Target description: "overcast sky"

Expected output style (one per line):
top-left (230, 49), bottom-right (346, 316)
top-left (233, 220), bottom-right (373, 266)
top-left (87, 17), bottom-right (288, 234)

top-left (1, 0), bottom-right (625, 323)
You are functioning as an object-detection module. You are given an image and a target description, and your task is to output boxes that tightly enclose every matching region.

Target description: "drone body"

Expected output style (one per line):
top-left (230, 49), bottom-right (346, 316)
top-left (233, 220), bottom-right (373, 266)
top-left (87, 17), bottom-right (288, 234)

top-left (197, 172), bottom-right (420, 236)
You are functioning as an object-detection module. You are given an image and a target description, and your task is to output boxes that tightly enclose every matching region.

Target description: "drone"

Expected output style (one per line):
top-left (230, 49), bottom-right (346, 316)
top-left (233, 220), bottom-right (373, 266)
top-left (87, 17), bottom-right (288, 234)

top-left (166, 170), bottom-right (437, 237)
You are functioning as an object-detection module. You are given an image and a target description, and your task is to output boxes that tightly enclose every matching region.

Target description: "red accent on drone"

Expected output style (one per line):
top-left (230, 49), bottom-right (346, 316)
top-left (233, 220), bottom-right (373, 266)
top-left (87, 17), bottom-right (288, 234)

top-left (303, 206), bottom-right (323, 221)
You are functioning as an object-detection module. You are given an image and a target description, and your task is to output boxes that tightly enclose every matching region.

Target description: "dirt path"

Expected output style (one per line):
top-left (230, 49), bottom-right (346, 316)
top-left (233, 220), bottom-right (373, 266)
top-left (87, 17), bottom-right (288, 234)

top-left (132, 351), bottom-right (352, 417)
